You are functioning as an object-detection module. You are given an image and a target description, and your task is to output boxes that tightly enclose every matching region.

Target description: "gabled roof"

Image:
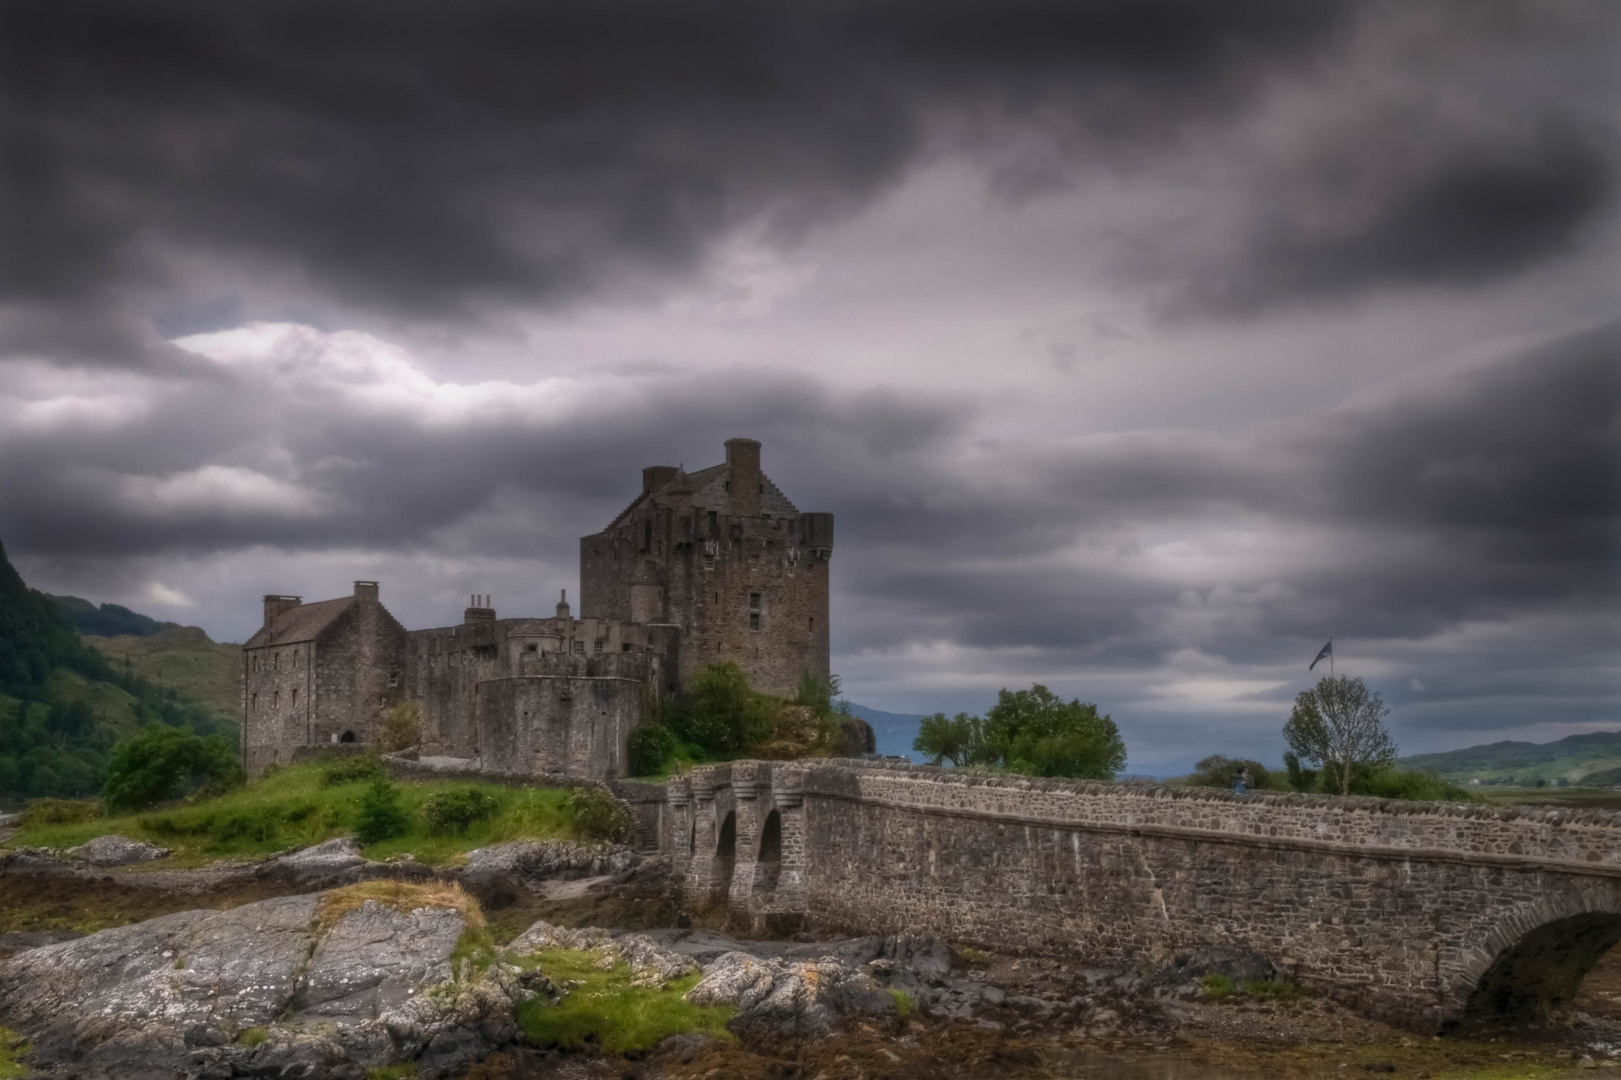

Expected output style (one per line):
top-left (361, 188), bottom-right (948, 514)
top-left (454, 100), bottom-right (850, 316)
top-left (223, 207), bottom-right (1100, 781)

top-left (600, 461), bottom-right (799, 533)
top-left (244, 596), bottom-right (353, 649)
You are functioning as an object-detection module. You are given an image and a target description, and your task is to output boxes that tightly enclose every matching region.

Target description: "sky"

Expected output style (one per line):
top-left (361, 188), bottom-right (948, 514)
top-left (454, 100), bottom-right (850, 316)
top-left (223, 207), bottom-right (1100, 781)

top-left (1, 1), bottom-right (1617, 773)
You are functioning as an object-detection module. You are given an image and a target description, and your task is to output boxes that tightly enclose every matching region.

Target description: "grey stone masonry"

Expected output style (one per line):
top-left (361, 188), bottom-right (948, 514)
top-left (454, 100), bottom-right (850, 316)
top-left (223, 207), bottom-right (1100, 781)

top-left (665, 759), bottom-right (1621, 1031)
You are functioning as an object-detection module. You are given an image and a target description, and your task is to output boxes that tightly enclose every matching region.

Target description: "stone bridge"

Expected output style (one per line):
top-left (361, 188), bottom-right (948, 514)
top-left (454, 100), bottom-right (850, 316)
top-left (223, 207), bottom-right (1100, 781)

top-left (635, 759), bottom-right (1621, 1032)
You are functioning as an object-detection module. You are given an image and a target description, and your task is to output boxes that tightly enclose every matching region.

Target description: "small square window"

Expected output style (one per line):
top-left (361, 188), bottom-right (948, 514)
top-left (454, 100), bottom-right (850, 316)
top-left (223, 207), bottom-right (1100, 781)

top-left (593, 640), bottom-right (604, 655)
top-left (749, 592), bottom-right (761, 610)
top-left (573, 640), bottom-right (584, 655)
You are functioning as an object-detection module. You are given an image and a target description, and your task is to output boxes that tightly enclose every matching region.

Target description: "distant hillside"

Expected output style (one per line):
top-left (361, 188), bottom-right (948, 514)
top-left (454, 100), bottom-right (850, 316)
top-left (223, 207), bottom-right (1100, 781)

top-left (87, 626), bottom-right (242, 730)
top-left (843, 703), bottom-right (927, 762)
top-left (1401, 730), bottom-right (1621, 787)
top-left (0, 540), bottom-right (235, 800)
top-left (51, 595), bottom-right (178, 638)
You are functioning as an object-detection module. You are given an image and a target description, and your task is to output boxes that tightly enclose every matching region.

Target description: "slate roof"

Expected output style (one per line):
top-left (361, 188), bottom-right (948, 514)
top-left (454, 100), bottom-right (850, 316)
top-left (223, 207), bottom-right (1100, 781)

top-left (601, 462), bottom-right (799, 532)
top-left (243, 596), bottom-right (353, 649)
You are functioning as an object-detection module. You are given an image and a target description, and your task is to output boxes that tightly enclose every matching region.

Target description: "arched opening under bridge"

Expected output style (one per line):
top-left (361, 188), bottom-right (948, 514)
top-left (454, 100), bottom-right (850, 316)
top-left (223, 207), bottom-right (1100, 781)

top-left (714, 810), bottom-right (737, 901)
top-left (1457, 911), bottom-right (1621, 1031)
top-left (754, 809), bottom-right (782, 894)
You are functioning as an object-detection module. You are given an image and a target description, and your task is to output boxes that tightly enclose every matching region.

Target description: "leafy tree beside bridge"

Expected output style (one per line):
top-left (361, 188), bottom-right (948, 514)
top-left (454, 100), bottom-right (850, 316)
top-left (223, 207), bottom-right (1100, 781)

top-left (914, 684), bottom-right (1127, 780)
top-left (1283, 675), bottom-right (1398, 797)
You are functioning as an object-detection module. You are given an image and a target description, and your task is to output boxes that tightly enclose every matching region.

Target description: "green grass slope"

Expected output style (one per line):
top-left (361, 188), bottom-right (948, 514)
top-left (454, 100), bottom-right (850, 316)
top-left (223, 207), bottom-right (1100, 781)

top-left (1400, 730), bottom-right (1621, 787)
top-left (5, 762), bottom-right (580, 866)
top-left (86, 627), bottom-right (242, 730)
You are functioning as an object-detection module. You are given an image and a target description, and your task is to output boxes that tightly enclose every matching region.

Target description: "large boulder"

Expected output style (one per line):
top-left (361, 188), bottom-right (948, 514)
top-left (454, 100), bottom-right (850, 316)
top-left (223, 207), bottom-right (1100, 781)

top-left (0, 888), bottom-right (523, 1079)
top-left (68, 835), bottom-right (170, 867)
top-left (686, 951), bottom-right (897, 1040)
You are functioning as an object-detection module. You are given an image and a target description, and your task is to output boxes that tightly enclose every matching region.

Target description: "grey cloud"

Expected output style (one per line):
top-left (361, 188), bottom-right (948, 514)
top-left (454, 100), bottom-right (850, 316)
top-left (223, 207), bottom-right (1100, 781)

top-left (9, 0), bottom-right (1612, 367)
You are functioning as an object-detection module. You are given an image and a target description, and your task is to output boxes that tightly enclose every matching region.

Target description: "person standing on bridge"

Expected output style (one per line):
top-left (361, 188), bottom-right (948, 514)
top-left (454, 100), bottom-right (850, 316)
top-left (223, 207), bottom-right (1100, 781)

top-left (1231, 768), bottom-right (1249, 793)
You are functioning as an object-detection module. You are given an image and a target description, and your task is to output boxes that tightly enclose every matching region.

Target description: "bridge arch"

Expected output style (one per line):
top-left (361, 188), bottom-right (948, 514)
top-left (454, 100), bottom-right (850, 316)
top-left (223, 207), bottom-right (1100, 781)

top-left (754, 809), bottom-right (782, 894)
top-left (1451, 889), bottom-right (1621, 1030)
top-left (714, 810), bottom-right (737, 902)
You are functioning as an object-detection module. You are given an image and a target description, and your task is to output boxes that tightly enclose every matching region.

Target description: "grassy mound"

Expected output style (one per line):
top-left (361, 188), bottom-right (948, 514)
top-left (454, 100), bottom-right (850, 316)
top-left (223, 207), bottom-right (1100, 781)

top-left (316, 880), bottom-right (486, 931)
top-left (4, 763), bottom-right (578, 865)
top-left (512, 947), bottom-right (733, 1057)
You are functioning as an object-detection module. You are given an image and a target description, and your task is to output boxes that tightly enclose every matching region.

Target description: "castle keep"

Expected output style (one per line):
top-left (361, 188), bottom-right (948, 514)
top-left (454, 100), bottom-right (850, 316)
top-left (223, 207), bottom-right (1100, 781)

top-left (241, 439), bottom-right (833, 777)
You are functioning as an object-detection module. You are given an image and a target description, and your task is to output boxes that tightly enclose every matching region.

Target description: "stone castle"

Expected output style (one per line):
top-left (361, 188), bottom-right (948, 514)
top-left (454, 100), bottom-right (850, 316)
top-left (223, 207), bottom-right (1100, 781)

top-left (240, 438), bottom-right (833, 777)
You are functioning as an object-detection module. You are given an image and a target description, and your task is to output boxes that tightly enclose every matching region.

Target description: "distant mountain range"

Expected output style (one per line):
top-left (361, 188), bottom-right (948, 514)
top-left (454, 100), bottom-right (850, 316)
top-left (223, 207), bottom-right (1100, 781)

top-left (1401, 730), bottom-right (1621, 787)
top-left (842, 703), bottom-right (927, 762)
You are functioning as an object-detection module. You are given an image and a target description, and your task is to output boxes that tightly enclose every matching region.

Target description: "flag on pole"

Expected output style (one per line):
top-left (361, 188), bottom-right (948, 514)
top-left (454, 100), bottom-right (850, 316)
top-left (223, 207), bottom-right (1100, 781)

top-left (1309, 639), bottom-right (1332, 671)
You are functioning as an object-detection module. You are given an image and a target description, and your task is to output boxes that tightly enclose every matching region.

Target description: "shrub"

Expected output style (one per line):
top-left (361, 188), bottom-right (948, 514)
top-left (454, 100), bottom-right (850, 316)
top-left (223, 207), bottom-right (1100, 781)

top-left (321, 756), bottom-right (386, 788)
top-left (1200, 973), bottom-right (1234, 998)
top-left (375, 701), bottom-right (423, 753)
top-left (422, 787), bottom-right (500, 835)
top-left (627, 721), bottom-right (677, 777)
top-left (792, 672), bottom-right (842, 718)
top-left (354, 779), bottom-right (410, 845)
top-left (567, 785), bottom-right (632, 843)
top-left (102, 725), bottom-right (244, 813)
top-left (18, 797), bottom-right (101, 827)
top-left (237, 1027), bottom-right (269, 1047)
top-left (1239, 979), bottom-right (1306, 1001)
top-left (1355, 768), bottom-right (1475, 803)
top-left (1191, 755), bottom-right (1274, 791)
top-left (889, 988), bottom-right (913, 1019)
top-left (677, 662), bottom-right (775, 757)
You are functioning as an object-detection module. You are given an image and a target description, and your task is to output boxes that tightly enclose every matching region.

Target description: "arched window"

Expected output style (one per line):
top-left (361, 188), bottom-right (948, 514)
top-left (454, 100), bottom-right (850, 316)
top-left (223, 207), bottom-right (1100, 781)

top-left (340, 730), bottom-right (356, 743)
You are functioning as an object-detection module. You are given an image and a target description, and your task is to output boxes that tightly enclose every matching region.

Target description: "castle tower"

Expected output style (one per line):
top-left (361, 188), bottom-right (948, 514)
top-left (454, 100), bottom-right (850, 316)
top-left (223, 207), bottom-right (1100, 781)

top-left (579, 438), bottom-right (832, 697)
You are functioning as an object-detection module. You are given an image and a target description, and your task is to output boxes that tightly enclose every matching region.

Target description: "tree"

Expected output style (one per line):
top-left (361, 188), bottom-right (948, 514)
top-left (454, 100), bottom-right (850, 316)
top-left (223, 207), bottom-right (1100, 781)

top-left (913, 712), bottom-right (980, 766)
top-left (102, 724), bottom-right (243, 813)
top-left (375, 700), bottom-right (423, 752)
top-left (918, 685), bottom-right (1127, 780)
top-left (354, 779), bottom-right (410, 844)
top-left (1282, 675), bottom-right (1397, 797)
top-left (677, 662), bottom-right (775, 757)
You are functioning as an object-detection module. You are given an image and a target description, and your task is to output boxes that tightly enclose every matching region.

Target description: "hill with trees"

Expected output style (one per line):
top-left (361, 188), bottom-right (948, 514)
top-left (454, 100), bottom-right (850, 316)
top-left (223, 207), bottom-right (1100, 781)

top-left (0, 540), bottom-right (235, 801)
top-left (1400, 730), bottom-right (1621, 787)
top-left (50, 595), bottom-right (178, 638)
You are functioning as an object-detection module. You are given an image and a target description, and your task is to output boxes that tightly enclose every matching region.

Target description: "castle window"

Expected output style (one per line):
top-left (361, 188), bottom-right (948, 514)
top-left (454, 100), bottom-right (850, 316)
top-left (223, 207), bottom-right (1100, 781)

top-left (525, 643), bottom-right (537, 653)
top-left (750, 612), bottom-right (760, 631)
top-left (377, 695), bottom-right (384, 707)
top-left (340, 730), bottom-right (356, 743)
top-left (642, 520), bottom-right (652, 552)
top-left (273, 652), bottom-right (280, 672)
top-left (622, 642), bottom-right (632, 652)
top-left (809, 616), bottom-right (814, 630)
top-left (749, 592), bottom-right (761, 631)
top-left (389, 671), bottom-right (399, 686)
top-left (251, 692), bottom-right (257, 712)
top-left (573, 640), bottom-right (584, 655)
top-left (291, 688), bottom-right (298, 708)
top-left (593, 640), bottom-right (604, 655)
top-left (273, 690), bottom-right (279, 709)
top-left (293, 649), bottom-right (299, 668)
top-left (750, 592), bottom-right (761, 609)
top-left (708, 510), bottom-right (718, 535)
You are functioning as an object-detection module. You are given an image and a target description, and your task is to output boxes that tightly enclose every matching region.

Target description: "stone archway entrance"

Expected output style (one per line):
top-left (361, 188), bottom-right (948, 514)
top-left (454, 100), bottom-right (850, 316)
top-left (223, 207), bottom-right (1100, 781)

top-left (754, 809), bottom-right (782, 894)
top-left (714, 810), bottom-right (737, 902)
top-left (340, 730), bottom-right (357, 743)
top-left (1457, 912), bottom-right (1621, 1030)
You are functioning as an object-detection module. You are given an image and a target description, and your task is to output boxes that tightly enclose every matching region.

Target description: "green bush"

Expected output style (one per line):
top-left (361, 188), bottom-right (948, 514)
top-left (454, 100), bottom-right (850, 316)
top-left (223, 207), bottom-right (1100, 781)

top-left (354, 779), bottom-right (410, 844)
top-left (18, 797), bottom-right (101, 827)
top-left (1355, 768), bottom-right (1475, 803)
top-left (627, 721), bottom-right (677, 777)
top-left (677, 662), bottom-right (775, 757)
top-left (567, 785), bottom-right (632, 843)
top-left (421, 787), bottom-right (500, 835)
top-left (1190, 755), bottom-right (1274, 791)
top-left (792, 672), bottom-right (842, 718)
top-left (102, 724), bottom-right (244, 813)
top-left (321, 756), bottom-right (386, 788)
top-left (1200, 973), bottom-right (1234, 998)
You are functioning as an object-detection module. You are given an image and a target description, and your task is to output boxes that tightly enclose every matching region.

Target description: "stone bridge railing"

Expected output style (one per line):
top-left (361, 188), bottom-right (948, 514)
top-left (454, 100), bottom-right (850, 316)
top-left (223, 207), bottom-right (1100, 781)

top-left (662, 759), bottom-right (1621, 1032)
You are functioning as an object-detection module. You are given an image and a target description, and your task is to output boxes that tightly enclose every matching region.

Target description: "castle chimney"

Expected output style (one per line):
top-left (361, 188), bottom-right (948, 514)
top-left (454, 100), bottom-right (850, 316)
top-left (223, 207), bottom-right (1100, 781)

top-left (556, 588), bottom-right (571, 619)
top-left (354, 580), bottom-right (379, 602)
top-left (464, 593), bottom-right (495, 624)
top-left (262, 595), bottom-right (301, 628)
top-left (725, 437), bottom-right (762, 518)
top-left (642, 465), bottom-right (678, 495)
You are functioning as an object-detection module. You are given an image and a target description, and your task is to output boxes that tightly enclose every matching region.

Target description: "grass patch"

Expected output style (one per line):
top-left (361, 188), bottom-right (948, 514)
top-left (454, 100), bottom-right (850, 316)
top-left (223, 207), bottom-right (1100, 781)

top-left (956, 946), bottom-right (992, 967)
top-left (513, 947), bottom-right (733, 1057)
top-left (16, 798), bottom-right (101, 827)
top-left (315, 880), bottom-right (484, 933)
top-left (237, 1026), bottom-right (269, 1047)
top-left (1239, 978), bottom-right (1306, 1000)
top-left (1200, 973), bottom-right (1235, 998)
top-left (4, 763), bottom-right (579, 865)
top-left (366, 1066), bottom-right (417, 1080)
top-left (0, 1026), bottom-right (28, 1079)
top-left (889, 988), bottom-right (913, 1019)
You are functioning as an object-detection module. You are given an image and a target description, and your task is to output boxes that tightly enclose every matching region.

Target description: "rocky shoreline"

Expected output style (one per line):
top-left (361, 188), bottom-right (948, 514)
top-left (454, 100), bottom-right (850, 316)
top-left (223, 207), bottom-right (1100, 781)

top-left (0, 837), bottom-right (1617, 1079)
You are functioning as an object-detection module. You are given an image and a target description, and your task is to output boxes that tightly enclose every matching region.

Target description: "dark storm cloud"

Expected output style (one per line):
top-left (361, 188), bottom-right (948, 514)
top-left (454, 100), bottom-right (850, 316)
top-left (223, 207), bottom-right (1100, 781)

top-left (5, 0), bottom-right (1613, 365)
top-left (830, 322), bottom-right (1620, 662)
